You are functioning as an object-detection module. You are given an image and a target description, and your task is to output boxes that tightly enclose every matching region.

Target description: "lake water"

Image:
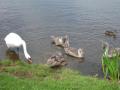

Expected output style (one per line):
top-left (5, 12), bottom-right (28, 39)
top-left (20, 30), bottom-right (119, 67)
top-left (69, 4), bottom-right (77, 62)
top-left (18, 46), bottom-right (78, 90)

top-left (0, 0), bottom-right (120, 76)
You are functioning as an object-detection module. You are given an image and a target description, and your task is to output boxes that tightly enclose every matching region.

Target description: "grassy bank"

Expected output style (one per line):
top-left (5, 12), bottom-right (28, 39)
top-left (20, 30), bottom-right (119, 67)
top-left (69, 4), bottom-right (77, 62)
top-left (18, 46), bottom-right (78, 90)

top-left (0, 60), bottom-right (119, 90)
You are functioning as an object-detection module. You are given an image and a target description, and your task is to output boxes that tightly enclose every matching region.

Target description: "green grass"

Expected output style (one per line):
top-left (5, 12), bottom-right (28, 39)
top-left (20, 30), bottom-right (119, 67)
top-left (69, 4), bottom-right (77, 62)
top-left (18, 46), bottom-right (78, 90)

top-left (0, 60), bottom-right (120, 90)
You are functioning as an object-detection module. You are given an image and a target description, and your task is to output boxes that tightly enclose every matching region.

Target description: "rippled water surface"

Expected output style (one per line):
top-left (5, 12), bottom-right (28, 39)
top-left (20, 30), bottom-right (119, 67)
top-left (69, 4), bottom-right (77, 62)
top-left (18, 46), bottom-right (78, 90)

top-left (0, 0), bottom-right (120, 75)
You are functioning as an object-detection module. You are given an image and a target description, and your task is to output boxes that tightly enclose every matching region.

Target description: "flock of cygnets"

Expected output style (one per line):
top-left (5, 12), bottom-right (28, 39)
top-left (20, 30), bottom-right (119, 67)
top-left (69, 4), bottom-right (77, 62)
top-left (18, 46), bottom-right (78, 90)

top-left (47, 30), bottom-right (120, 67)
top-left (51, 35), bottom-right (84, 58)
top-left (47, 35), bottom-right (84, 67)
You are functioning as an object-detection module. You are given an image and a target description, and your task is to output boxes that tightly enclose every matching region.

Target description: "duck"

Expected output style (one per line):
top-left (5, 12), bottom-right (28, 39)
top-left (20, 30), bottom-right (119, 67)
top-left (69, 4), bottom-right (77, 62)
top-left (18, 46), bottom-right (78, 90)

top-left (51, 35), bottom-right (68, 47)
top-left (4, 32), bottom-right (32, 64)
top-left (104, 31), bottom-right (116, 38)
top-left (102, 41), bottom-right (120, 58)
top-left (64, 40), bottom-right (84, 58)
top-left (47, 52), bottom-right (67, 68)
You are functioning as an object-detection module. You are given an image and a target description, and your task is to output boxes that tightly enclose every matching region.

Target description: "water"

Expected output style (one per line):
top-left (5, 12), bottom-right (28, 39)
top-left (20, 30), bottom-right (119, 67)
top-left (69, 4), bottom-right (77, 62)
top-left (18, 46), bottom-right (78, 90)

top-left (0, 0), bottom-right (120, 76)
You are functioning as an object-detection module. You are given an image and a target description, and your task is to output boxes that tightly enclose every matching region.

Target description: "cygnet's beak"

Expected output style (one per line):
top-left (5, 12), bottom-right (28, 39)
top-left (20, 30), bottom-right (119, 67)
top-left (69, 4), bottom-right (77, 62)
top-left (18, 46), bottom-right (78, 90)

top-left (27, 58), bottom-right (32, 64)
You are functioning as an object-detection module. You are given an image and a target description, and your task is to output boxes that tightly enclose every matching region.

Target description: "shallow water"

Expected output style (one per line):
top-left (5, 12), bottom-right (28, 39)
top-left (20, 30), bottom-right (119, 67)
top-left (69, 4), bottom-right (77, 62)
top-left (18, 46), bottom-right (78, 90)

top-left (0, 0), bottom-right (120, 76)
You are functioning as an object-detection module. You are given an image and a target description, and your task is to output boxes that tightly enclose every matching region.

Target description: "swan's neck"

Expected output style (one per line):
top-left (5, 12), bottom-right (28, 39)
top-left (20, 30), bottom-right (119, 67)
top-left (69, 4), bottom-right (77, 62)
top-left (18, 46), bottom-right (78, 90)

top-left (78, 49), bottom-right (83, 57)
top-left (59, 38), bottom-right (63, 43)
top-left (64, 40), bottom-right (69, 48)
top-left (22, 40), bottom-right (30, 59)
top-left (104, 44), bottom-right (109, 56)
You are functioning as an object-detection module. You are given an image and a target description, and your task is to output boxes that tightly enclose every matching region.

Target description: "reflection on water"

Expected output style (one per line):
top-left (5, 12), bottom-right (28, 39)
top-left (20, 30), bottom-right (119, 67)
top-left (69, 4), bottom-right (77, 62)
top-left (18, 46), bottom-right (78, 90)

top-left (6, 49), bottom-right (19, 61)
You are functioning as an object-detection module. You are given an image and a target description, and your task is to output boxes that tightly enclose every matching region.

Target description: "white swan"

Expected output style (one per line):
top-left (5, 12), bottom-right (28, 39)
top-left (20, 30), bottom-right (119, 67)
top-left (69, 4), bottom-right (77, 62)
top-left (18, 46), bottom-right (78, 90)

top-left (4, 32), bottom-right (32, 64)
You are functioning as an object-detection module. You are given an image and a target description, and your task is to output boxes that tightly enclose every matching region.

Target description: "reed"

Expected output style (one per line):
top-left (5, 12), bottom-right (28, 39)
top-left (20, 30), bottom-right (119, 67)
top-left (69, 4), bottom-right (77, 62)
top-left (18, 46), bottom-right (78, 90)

top-left (102, 48), bottom-right (120, 80)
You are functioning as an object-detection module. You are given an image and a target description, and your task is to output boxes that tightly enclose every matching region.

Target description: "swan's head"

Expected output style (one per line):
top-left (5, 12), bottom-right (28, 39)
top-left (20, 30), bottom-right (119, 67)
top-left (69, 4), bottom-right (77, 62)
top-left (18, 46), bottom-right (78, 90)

top-left (64, 35), bottom-right (69, 39)
top-left (27, 58), bottom-right (32, 64)
top-left (102, 41), bottom-right (109, 50)
top-left (58, 37), bottom-right (63, 43)
top-left (62, 35), bottom-right (68, 43)
top-left (78, 48), bottom-right (84, 57)
top-left (25, 54), bottom-right (32, 64)
top-left (78, 48), bottom-right (83, 53)
top-left (64, 40), bottom-right (70, 48)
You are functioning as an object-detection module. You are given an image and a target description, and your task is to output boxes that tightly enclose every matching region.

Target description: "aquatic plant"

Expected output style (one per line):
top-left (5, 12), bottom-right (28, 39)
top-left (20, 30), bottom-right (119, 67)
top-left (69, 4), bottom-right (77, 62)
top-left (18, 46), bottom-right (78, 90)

top-left (102, 47), bottom-right (120, 80)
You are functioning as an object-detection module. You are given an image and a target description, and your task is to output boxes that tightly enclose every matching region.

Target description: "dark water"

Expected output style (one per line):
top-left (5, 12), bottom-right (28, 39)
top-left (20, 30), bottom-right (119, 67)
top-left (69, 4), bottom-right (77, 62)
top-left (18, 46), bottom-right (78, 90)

top-left (0, 0), bottom-right (120, 76)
